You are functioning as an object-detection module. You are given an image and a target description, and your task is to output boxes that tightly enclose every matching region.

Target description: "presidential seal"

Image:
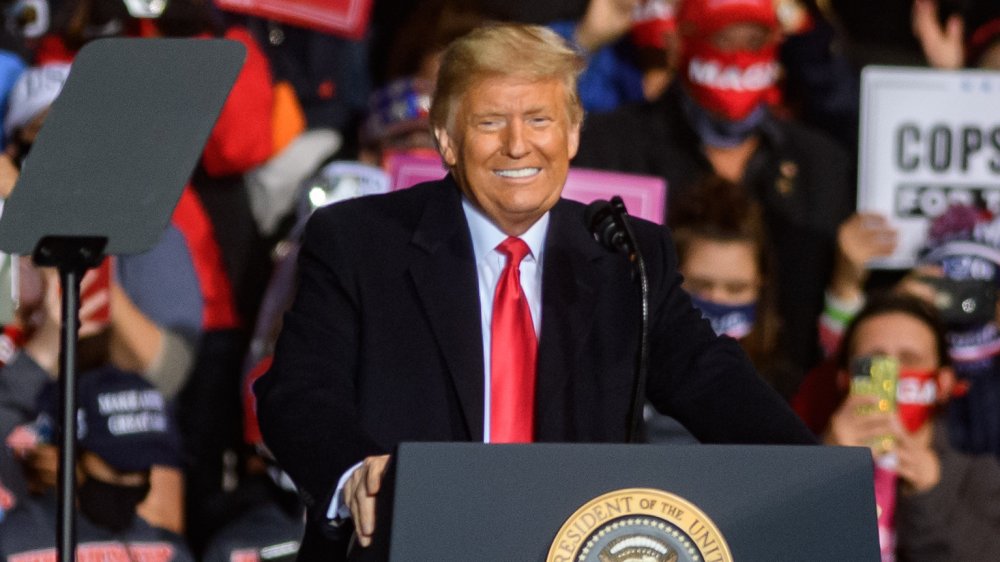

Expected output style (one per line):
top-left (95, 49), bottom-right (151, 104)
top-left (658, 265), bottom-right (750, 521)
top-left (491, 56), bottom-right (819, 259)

top-left (546, 488), bottom-right (732, 562)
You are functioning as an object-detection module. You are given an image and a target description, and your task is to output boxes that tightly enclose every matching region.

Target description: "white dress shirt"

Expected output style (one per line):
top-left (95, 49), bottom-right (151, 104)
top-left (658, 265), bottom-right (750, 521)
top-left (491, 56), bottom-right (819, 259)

top-left (462, 197), bottom-right (547, 442)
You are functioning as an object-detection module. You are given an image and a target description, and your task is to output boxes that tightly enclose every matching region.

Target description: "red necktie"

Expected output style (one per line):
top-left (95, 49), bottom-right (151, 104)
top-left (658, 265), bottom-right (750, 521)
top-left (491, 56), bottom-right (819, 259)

top-left (490, 237), bottom-right (537, 443)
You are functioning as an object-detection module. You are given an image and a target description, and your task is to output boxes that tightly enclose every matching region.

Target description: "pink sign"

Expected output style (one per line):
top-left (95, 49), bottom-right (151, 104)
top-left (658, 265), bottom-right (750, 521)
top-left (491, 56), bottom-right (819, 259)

top-left (563, 168), bottom-right (666, 225)
top-left (214, 0), bottom-right (373, 40)
top-left (384, 153), bottom-right (667, 224)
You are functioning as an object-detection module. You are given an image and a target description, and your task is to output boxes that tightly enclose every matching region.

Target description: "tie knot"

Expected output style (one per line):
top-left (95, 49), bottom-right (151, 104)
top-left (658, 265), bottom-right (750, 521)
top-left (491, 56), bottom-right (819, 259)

top-left (497, 237), bottom-right (531, 266)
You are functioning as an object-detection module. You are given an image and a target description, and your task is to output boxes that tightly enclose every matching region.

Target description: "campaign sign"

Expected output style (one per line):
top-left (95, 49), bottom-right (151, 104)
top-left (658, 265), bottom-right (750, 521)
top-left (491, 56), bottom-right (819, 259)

top-left (385, 152), bottom-right (447, 193)
top-left (384, 152), bottom-right (668, 224)
top-left (858, 66), bottom-right (1000, 268)
top-left (214, 0), bottom-right (373, 40)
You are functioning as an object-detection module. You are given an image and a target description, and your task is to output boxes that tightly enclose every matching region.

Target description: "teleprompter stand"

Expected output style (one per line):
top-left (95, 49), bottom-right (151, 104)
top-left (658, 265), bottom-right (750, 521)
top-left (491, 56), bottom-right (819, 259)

top-left (0, 38), bottom-right (245, 562)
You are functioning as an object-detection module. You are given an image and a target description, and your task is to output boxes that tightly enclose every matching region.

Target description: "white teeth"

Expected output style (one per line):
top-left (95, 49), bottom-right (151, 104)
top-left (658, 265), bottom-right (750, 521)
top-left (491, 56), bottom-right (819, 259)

top-left (495, 168), bottom-right (540, 178)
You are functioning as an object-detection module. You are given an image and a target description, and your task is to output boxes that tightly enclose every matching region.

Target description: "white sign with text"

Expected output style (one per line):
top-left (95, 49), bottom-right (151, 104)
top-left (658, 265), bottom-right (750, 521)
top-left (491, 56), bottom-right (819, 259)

top-left (858, 65), bottom-right (1000, 268)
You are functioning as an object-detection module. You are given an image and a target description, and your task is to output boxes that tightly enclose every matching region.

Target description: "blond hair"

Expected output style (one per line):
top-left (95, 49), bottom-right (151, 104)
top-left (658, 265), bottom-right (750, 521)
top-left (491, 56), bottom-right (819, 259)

top-left (429, 23), bottom-right (585, 134)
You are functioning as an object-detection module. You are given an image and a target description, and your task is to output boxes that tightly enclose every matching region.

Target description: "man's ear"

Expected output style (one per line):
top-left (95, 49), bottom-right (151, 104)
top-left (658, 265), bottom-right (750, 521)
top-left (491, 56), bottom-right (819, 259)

top-left (434, 126), bottom-right (458, 167)
top-left (567, 119), bottom-right (581, 160)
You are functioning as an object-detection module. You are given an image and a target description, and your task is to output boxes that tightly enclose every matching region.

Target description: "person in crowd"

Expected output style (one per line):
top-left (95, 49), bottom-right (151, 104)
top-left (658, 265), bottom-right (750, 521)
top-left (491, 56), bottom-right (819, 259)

top-left (245, 14), bottom-right (369, 140)
top-left (823, 293), bottom-right (1000, 561)
top-left (199, 366), bottom-right (306, 562)
top-left (644, 174), bottom-right (792, 443)
top-left (648, 173), bottom-right (892, 442)
top-left (0, 256), bottom-right (197, 534)
top-left (911, 0), bottom-right (965, 70)
top-left (254, 22), bottom-right (815, 561)
top-left (573, 0), bottom-right (856, 385)
top-left (628, 0), bottom-right (680, 102)
top-left (0, 366), bottom-right (194, 561)
top-left (1, 3), bottom-right (313, 549)
top-left (138, 5), bottom-right (288, 549)
top-left (669, 175), bottom-right (792, 395)
top-left (776, 0), bottom-right (864, 153)
top-left (901, 206), bottom-right (1000, 459)
top-left (818, 211), bottom-right (898, 357)
top-left (548, 0), bottom-right (648, 113)
top-left (797, 204), bottom-right (1000, 459)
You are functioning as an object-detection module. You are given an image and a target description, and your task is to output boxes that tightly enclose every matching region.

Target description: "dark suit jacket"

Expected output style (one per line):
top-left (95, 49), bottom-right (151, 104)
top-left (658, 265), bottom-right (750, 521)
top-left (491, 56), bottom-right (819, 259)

top-left (254, 175), bottom-right (815, 559)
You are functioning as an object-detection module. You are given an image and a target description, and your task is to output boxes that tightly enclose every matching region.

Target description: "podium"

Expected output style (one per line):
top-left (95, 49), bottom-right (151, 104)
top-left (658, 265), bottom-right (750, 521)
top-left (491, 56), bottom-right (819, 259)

top-left (363, 443), bottom-right (879, 561)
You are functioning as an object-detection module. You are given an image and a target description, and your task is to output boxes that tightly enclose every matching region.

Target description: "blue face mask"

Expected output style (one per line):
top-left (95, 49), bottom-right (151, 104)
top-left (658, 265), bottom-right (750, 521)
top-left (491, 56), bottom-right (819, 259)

top-left (689, 295), bottom-right (756, 339)
top-left (679, 87), bottom-right (768, 149)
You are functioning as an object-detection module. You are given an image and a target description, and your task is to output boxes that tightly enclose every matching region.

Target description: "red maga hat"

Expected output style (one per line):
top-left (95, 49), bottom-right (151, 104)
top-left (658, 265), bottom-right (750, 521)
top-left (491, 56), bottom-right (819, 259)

top-left (676, 0), bottom-right (779, 36)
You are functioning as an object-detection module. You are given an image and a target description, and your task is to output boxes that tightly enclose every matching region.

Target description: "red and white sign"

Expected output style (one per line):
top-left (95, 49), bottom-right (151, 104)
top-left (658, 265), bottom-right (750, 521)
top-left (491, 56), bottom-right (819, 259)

top-left (214, 0), bottom-right (373, 40)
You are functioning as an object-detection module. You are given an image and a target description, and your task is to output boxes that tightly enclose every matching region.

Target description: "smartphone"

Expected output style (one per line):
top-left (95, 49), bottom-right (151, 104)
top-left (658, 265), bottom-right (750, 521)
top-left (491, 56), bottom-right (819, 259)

top-left (850, 355), bottom-right (899, 455)
top-left (920, 276), bottom-right (997, 325)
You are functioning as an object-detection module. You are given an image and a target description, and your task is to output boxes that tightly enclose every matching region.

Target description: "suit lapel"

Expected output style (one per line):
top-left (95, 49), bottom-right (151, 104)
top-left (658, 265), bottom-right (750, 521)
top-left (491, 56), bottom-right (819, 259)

top-left (406, 188), bottom-right (613, 442)
top-left (408, 178), bottom-right (485, 440)
top-left (535, 200), bottom-right (609, 439)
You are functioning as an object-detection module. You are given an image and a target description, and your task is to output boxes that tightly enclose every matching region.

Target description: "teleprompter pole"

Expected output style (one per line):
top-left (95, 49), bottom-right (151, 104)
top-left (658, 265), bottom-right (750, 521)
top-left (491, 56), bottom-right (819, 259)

top-left (32, 235), bottom-right (107, 562)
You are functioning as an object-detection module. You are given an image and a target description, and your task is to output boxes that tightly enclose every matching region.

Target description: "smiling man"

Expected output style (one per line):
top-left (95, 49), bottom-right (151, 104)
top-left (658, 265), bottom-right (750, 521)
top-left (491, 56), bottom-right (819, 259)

top-left (253, 23), bottom-right (815, 562)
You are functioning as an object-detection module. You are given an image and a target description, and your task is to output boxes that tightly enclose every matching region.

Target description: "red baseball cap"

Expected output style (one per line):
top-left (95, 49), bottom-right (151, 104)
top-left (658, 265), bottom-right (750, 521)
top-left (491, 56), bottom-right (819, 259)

top-left (676, 0), bottom-right (779, 37)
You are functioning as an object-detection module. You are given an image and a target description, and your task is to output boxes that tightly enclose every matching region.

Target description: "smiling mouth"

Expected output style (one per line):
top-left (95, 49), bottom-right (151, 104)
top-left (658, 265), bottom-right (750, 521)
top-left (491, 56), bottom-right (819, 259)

top-left (494, 167), bottom-right (541, 179)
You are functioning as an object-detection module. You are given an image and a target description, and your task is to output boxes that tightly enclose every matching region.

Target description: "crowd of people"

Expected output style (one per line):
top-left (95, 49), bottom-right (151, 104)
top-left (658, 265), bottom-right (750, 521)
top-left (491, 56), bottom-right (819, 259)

top-left (0, 0), bottom-right (999, 561)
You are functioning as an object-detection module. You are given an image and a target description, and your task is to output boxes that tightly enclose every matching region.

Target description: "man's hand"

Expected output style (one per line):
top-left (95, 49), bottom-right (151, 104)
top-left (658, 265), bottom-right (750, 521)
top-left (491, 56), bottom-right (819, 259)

top-left (912, 0), bottom-right (964, 70)
top-left (344, 454), bottom-right (390, 548)
top-left (824, 393), bottom-right (895, 451)
top-left (830, 213), bottom-right (897, 303)
top-left (25, 443), bottom-right (59, 494)
top-left (576, 0), bottom-right (642, 52)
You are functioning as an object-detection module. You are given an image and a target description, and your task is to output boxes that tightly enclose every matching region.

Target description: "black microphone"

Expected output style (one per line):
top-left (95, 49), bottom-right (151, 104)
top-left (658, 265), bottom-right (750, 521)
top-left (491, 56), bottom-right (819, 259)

top-left (585, 196), bottom-right (649, 444)
top-left (585, 197), bottom-right (633, 256)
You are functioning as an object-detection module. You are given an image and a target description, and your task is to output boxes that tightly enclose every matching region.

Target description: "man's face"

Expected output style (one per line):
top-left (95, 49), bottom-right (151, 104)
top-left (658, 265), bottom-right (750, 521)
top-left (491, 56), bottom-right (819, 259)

top-left (681, 238), bottom-right (761, 305)
top-left (708, 22), bottom-right (775, 53)
top-left (435, 76), bottom-right (581, 236)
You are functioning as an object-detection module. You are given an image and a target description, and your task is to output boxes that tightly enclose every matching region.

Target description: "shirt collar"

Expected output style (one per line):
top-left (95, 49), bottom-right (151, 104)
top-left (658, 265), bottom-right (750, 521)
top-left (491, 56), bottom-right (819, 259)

top-left (462, 197), bottom-right (549, 263)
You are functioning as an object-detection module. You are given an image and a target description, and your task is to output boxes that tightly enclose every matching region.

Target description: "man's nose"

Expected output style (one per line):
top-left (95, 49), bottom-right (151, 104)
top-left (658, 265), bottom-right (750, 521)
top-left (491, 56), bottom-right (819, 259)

top-left (502, 120), bottom-right (529, 158)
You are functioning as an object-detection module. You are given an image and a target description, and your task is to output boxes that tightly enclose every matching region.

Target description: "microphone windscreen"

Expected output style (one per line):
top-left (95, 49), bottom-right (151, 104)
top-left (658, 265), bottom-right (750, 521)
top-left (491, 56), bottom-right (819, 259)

top-left (585, 199), bottom-right (617, 250)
